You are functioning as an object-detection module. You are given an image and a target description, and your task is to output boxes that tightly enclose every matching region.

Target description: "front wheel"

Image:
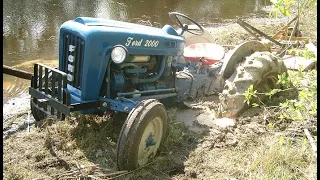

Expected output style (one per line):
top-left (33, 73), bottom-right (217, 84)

top-left (116, 99), bottom-right (168, 170)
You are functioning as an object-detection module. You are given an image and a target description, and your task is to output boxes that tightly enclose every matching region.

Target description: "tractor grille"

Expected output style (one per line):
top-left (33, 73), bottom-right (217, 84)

top-left (62, 32), bottom-right (84, 89)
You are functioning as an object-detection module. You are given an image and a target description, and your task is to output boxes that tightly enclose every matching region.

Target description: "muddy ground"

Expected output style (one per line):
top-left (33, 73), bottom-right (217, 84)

top-left (3, 94), bottom-right (317, 179)
top-left (3, 6), bottom-right (317, 180)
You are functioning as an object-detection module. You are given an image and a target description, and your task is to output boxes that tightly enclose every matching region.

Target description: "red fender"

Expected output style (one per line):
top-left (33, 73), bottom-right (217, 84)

top-left (184, 43), bottom-right (225, 65)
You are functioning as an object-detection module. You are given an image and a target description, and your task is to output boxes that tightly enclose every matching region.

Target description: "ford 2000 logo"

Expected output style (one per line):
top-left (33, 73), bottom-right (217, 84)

top-left (125, 37), bottom-right (159, 47)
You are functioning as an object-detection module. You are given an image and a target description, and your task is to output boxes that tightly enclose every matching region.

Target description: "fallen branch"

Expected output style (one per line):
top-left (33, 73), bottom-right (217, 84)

top-left (304, 128), bottom-right (317, 158)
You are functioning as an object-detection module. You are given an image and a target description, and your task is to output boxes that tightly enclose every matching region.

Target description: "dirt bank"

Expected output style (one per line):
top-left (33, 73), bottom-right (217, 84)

top-left (206, 5), bottom-right (317, 46)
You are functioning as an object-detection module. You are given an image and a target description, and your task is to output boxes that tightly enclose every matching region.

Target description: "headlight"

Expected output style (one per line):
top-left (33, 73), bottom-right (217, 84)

top-left (111, 45), bottom-right (127, 64)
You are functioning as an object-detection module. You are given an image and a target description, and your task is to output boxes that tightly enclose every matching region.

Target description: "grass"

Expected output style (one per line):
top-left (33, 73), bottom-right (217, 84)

top-left (179, 128), bottom-right (317, 179)
top-left (248, 136), bottom-right (317, 180)
top-left (3, 109), bottom-right (202, 179)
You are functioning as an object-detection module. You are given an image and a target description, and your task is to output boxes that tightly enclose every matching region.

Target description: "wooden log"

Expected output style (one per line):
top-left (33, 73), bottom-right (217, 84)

top-left (3, 65), bottom-right (33, 80)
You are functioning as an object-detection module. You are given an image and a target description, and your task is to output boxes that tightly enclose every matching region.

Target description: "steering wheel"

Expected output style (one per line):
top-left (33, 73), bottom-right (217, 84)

top-left (169, 12), bottom-right (204, 36)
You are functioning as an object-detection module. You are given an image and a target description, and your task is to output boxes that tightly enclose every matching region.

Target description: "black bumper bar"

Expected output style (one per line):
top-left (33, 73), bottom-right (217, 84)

top-left (29, 63), bottom-right (101, 119)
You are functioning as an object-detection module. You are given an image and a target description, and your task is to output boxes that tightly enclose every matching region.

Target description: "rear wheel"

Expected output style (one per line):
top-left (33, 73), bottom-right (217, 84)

top-left (116, 99), bottom-right (167, 170)
top-left (219, 51), bottom-right (287, 117)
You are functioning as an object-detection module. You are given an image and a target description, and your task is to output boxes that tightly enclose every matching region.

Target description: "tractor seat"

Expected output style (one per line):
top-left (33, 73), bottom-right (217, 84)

top-left (184, 43), bottom-right (225, 65)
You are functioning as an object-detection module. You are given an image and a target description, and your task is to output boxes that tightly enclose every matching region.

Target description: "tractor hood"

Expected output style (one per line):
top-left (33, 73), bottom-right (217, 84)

top-left (74, 17), bottom-right (167, 33)
top-left (59, 17), bottom-right (186, 56)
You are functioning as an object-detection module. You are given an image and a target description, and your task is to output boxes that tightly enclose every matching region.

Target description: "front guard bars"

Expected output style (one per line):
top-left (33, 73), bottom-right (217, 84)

top-left (29, 63), bottom-right (71, 119)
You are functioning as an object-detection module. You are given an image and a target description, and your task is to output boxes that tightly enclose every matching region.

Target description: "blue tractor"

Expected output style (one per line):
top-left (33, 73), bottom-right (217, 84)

top-left (29, 12), bottom-right (286, 170)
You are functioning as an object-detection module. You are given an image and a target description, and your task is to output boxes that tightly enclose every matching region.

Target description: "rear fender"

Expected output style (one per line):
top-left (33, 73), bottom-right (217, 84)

top-left (220, 41), bottom-right (268, 79)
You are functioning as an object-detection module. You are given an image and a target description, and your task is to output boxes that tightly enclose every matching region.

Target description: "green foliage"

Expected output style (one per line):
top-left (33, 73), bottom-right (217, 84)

top-left (277, 72), bottom-right (292, 88)
top-left (265, 89), bottom-right (281, 99)
top-left (243, 55), bottom-right (316, 122)
top-left (298, 0), bottom-right (317, 15)
top-left (244, 84), bottom-right (257, 105)
top-left (252, 103), bottom-right (260, 107)
top-left (278, 70), bottom-right (317, 120)
top-left (279, 99), bottom-right (304, 120)
top-left (278, 135), bottom-right (285, 144)
top-left (270, 0), bottom-right (317, 18)
top-left (288, 47), bottom-right (316, 60)
top-left (267, 122), bottom-right (276, 129)
top-left (269, 0), bottom-right (294, 18)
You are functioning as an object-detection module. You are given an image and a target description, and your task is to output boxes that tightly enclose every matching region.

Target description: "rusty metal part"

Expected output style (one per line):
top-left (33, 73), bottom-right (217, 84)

top-left (273, 16), bottom-right (299, 39)
top-left (220, 41), bottom-right (268, 79)
top-left (272, 15), bottom-right (308, 42)
top-left (3, 65), bottom-right (33, 80)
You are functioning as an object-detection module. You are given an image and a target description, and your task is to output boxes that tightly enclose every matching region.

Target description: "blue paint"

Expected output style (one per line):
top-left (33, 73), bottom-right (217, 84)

top-left (56, 17), bottom-right (186, 114)
top-left (99, 97), bottom-right (138, 112)
top-left (146, 134), bottom-right (156, 147)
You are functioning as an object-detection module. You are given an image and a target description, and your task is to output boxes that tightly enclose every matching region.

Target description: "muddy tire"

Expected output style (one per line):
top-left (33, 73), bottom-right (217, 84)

top-left (116, 99), bottom-right (167, 170)
top-left (219, 51), bottom-right (287, 117)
